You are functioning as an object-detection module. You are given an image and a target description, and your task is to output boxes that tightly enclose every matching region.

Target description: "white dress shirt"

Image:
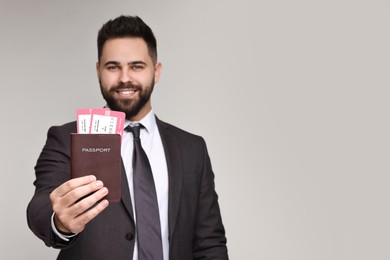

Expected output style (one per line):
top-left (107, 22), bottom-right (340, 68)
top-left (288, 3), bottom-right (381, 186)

top-left (52, 109), bottom-right (169, 260)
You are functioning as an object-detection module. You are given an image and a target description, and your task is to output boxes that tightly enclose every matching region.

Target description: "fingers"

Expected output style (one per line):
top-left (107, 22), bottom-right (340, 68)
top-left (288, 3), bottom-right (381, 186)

top-left (51, 176), bottom-right (103, 210)
top-left (68, 184), bottom-right (109, 217)
top-left (59, 180), bottom-right (106, 208)
top-left (71, 199), bottom-right (109, 232)
top-left (51, 175), bottom-right (96, 198)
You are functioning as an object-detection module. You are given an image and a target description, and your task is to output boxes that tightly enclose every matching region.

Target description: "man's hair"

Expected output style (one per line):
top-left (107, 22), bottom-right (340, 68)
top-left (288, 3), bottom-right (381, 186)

top-left (97, 15), bottom-right (157, 63)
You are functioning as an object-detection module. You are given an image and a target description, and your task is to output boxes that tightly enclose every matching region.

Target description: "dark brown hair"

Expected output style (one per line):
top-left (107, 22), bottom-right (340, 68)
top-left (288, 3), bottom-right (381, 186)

top-left (97, 15), bottom-right (157, 63)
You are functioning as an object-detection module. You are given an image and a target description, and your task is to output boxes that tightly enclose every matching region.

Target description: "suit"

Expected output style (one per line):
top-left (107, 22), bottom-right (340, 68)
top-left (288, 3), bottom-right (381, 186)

top-left (27, 117), bottom-right (228, 259)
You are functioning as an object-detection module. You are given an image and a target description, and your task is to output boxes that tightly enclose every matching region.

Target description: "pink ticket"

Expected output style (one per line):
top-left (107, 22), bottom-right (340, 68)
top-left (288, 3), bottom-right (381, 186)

top-left (76, 108), bottom-right (126, 138)
top-left (90, 108), bottom-right (125, 137)
top-left (76, 108), bottom-right (93, 134)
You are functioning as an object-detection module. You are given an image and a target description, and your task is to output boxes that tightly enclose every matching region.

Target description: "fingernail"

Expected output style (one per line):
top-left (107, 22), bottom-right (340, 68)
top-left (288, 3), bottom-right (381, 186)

top-left (96, 181), bottom-right (103, 187)
top-left (101, 200), bottom-right (109, 207)
top-left (101, 187), bottom-right (108, 194)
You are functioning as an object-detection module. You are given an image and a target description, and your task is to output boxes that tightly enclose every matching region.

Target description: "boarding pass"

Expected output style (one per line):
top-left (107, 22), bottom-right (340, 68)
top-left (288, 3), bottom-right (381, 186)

top-left (76, 108), bottom-right (125, 138)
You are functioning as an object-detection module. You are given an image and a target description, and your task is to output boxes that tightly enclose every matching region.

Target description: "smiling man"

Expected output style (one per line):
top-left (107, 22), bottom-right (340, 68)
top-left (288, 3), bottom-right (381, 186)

top-left (27, 15), bottom-right (228, 260)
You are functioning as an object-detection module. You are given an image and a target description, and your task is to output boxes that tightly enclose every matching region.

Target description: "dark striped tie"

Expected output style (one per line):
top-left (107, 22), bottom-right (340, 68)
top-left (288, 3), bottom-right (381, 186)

top-left (125, 124), bottom-right (163, 260)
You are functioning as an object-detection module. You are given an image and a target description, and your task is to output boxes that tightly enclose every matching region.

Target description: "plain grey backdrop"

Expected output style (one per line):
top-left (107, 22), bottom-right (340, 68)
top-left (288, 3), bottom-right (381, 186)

top-left (1, 0), bottom-right (389, 259)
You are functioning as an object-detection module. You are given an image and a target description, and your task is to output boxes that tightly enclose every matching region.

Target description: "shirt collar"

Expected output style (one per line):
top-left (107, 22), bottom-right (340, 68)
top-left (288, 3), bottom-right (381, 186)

top-left (124, 109), bottom-right (156, 135)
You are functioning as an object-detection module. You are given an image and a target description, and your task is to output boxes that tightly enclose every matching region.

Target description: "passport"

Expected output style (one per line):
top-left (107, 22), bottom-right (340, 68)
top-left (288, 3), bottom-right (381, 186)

top-left (70, 133), bottom-right (122, 202)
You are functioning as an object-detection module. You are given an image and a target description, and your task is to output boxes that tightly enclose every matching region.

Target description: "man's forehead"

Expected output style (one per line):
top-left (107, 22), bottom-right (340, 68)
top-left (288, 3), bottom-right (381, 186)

top-left (100, 38), bottom-right (151, 63)
top-left (102, 37), bottom-right (148, 50)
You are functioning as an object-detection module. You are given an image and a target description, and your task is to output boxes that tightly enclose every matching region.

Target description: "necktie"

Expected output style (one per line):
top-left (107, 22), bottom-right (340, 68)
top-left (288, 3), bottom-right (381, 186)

top-left (125, 124), bottom-right (163, 260)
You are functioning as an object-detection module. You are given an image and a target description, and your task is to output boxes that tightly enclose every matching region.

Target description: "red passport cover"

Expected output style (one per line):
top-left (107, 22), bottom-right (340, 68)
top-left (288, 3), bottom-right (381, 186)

top-left (70, 134), bottom-right (121, 202)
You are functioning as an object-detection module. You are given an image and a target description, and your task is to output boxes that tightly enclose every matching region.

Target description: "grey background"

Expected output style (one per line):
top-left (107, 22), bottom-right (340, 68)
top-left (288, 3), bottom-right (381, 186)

top-left (1, 0), bottom-right (389, 259)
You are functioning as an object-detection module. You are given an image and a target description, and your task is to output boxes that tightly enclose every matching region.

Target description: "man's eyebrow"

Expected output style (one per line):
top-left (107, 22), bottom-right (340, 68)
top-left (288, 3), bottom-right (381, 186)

top-left (129, 61), bottom-right (147, 65)
top-left (103, 61), bottom-right (120, 66)
top-left (103, 60), bottom-right (147, 66)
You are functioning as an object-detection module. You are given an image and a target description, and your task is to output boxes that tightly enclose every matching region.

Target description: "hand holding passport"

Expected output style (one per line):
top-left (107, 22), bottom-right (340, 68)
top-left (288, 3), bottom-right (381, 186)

top-left (71, 108), bottom-right (125, 202)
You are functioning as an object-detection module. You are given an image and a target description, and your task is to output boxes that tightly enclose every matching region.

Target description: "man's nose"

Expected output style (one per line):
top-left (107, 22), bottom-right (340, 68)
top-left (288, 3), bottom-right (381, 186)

top-left (120, 69), bottom-right (133, 83)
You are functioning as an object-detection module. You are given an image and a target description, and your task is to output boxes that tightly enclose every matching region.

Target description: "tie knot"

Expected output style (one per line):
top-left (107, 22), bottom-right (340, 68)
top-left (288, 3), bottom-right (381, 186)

top-left (125, 124), bottom-right (141, 139)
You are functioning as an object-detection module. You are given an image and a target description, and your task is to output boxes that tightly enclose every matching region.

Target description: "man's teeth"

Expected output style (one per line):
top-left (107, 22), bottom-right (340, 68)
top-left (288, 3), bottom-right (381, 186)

top-left (119, 90), bottom-right (134, 95)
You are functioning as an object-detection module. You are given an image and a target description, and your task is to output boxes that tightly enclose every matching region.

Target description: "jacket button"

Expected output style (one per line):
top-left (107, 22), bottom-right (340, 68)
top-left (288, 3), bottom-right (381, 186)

top-left (125, 233), bottom-right (134, 241)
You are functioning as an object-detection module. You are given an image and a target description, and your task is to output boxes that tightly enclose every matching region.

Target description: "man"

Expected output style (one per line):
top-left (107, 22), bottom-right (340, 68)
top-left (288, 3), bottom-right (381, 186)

top-left (27, 15), bottom-right (228, 259)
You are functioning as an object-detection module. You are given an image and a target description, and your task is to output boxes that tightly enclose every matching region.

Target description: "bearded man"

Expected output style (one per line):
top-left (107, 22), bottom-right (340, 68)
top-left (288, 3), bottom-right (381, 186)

top-left (27, 15), bottom-right (228, 260)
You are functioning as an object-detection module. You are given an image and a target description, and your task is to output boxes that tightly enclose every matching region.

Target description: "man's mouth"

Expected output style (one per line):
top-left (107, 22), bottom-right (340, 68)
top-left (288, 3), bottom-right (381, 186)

top-left (118, 90), bottom-right (135, 95)
top-left (115, 88), bottom-right (138, 98)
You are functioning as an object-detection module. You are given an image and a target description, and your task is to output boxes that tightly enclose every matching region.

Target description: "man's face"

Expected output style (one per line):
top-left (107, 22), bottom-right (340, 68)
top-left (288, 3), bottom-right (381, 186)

top-left (96, 37), bottom-right (162, 121)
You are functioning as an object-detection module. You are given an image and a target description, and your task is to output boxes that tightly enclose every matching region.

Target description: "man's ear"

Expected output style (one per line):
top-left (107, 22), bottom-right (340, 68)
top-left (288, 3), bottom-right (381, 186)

top-left (96, 61), bottom-right (101, 77)
top-left (154, 62), bottom-right (162, 84)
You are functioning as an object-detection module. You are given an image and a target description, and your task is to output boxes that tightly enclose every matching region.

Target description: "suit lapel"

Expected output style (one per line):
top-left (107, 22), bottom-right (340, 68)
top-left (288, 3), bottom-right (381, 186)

top-left (156, 118), bottom-right (183, 239)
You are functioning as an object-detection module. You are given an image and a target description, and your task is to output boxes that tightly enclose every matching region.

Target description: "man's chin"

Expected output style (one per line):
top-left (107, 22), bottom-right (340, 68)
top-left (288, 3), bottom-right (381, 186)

top-left (112, 105), bottom-right (135, 114)
top-left (107, 99), bottom-right (136, 111)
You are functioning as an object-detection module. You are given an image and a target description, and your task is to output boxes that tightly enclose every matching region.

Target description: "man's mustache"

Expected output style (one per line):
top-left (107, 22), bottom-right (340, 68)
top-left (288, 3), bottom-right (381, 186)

top-left (111, 82), bottom-right (142, 92)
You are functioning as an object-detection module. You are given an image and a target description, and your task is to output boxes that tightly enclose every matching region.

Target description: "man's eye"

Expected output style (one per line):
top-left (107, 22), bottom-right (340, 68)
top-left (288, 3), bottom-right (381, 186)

top-left (132, 65), bottom-right (143, 70)
top-left (108, 66), bottom-right (119, 70)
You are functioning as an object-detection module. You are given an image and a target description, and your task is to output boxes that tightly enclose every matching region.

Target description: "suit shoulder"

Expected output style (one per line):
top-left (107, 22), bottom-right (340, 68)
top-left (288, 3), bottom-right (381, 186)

top-left (47, 121), bottom-right (77, 136)
top-left (157, 119), bottom-right (205, 143)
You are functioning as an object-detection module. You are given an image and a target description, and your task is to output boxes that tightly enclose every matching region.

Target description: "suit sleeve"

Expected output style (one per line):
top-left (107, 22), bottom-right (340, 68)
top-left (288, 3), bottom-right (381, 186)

top-left (192, 139), bottom-right (228, 259)
top-left (26, 125), bottom-right (77, 248)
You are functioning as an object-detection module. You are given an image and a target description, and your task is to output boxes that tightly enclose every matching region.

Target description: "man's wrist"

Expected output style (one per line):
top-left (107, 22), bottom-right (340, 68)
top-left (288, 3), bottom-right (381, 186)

top-left (51, 212), bottom-right (78, 241)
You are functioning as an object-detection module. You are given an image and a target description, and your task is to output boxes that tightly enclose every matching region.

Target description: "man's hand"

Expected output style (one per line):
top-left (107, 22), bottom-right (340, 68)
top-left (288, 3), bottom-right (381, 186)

top-left (50, 175), bottom-right (109, 234)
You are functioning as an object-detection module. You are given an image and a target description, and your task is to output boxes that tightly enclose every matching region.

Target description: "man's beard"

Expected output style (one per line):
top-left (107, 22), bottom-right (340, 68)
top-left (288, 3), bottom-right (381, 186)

top-left (99, 79), bottom-right (154, 119)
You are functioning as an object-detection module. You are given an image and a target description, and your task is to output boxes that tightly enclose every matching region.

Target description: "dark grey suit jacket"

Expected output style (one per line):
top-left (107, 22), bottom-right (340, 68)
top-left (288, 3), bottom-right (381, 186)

top-left (27, 118), bottom-right (228, 259)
